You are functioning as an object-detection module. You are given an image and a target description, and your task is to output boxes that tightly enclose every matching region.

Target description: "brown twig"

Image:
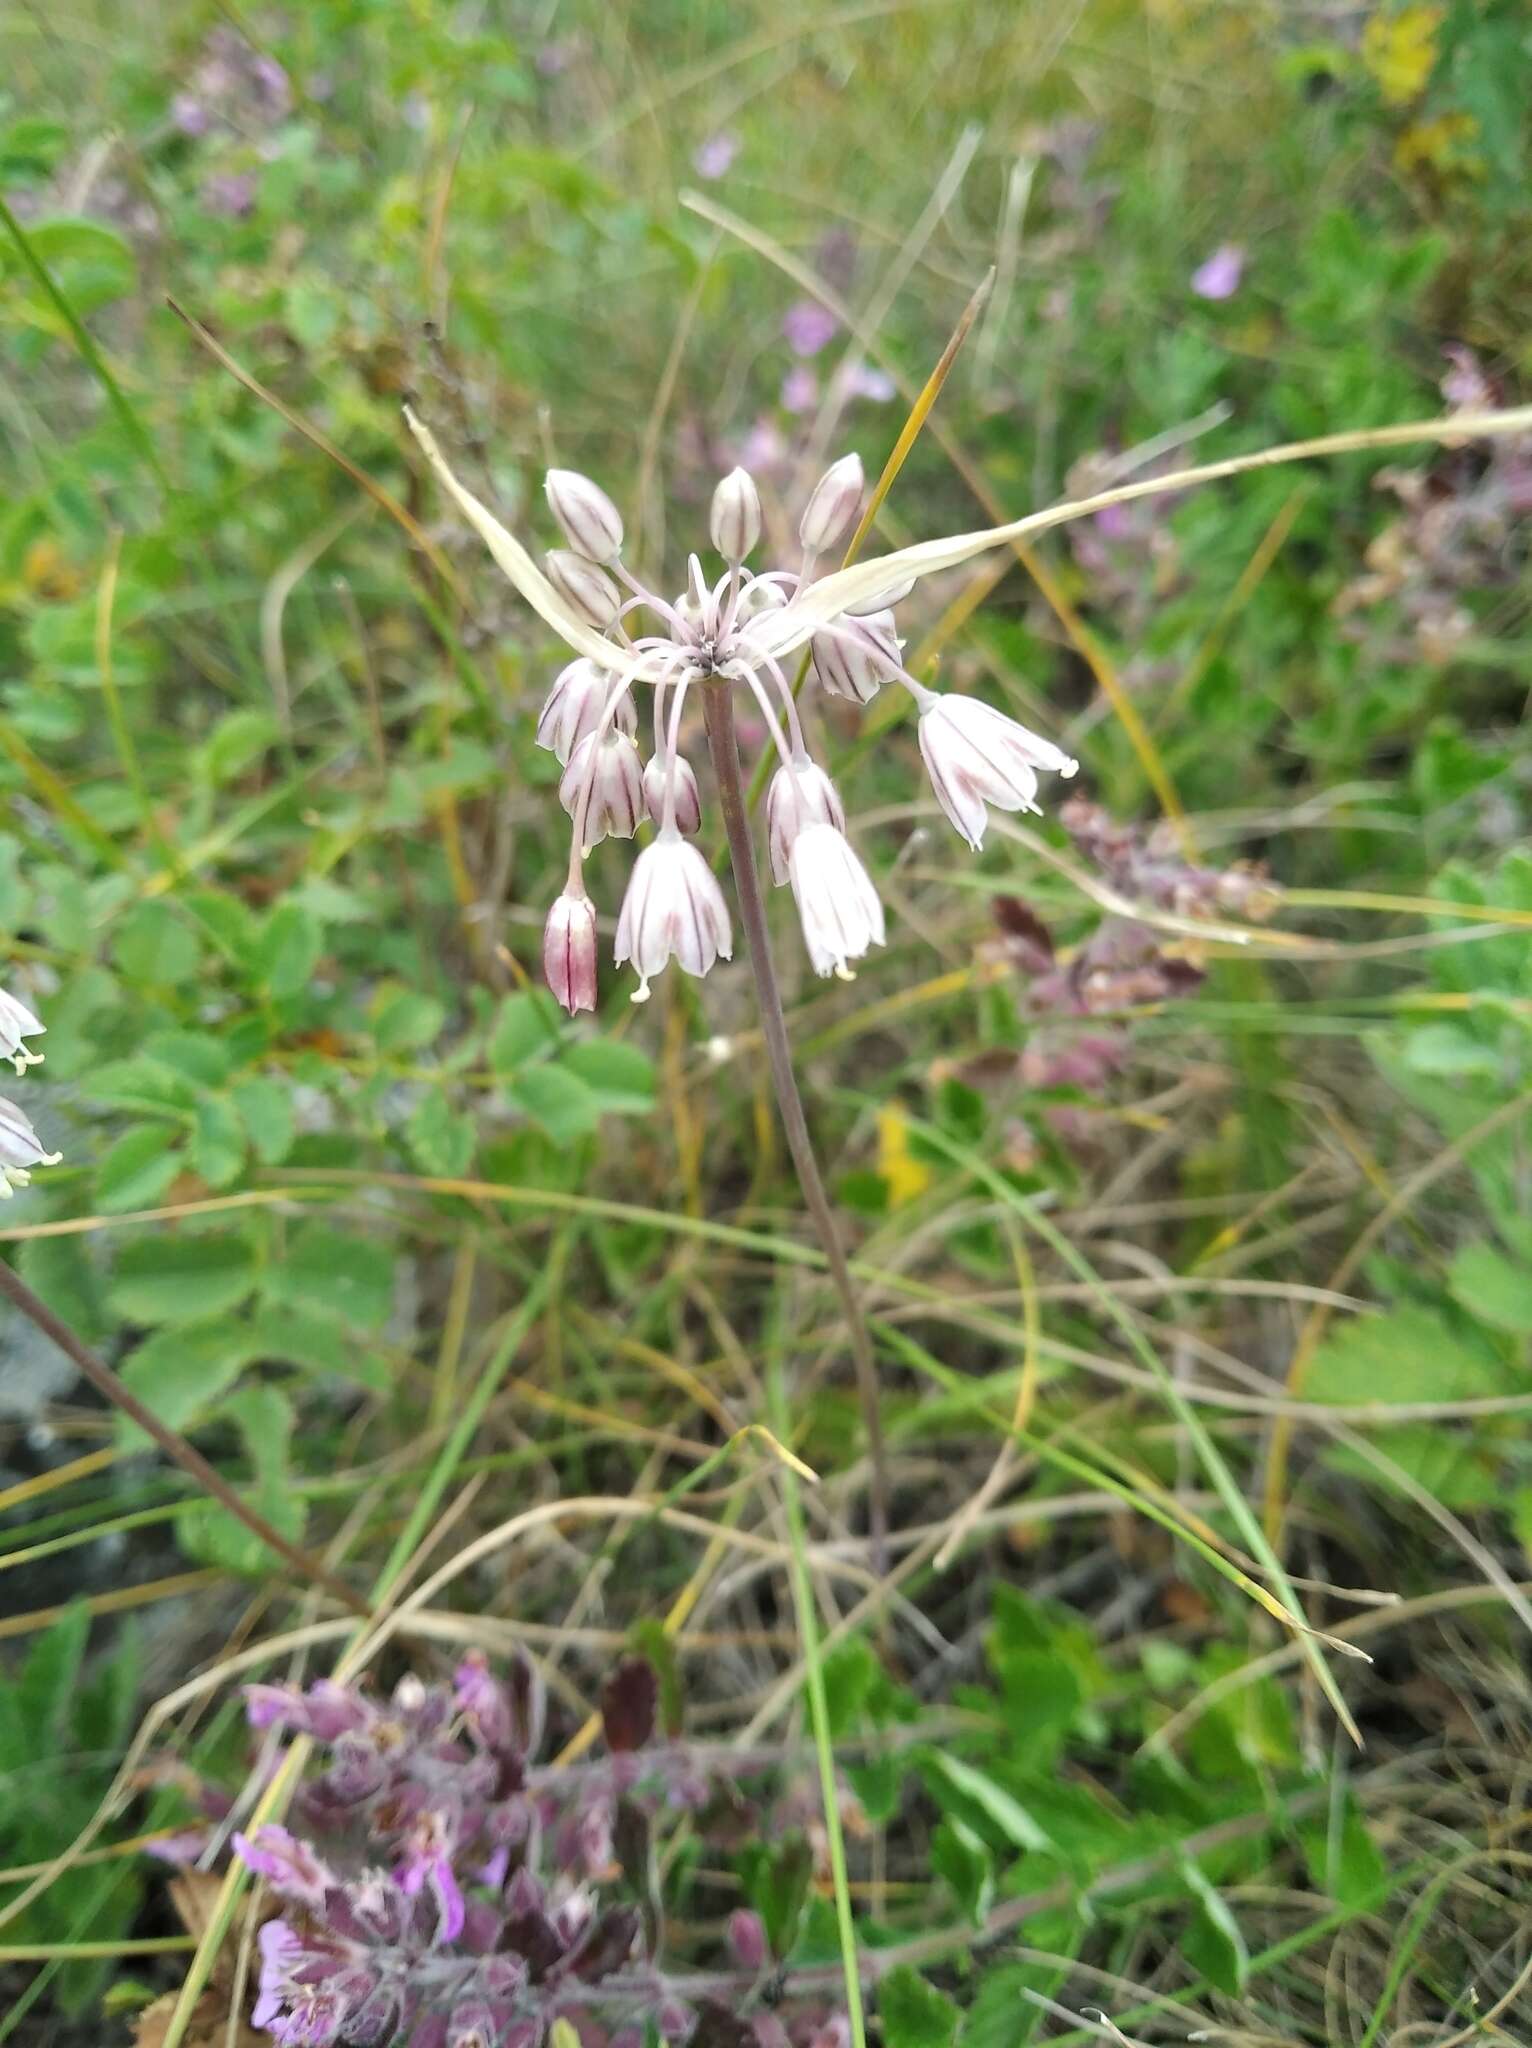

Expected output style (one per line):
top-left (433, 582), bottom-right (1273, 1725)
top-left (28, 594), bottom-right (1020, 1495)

top-left (0, 1259), bottom-right (367, 1615)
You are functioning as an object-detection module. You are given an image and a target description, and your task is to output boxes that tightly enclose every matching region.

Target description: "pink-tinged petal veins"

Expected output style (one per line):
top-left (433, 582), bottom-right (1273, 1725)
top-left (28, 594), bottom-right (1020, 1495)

top-left (788, 824), bottom-right (884, 978)
top-left (544, 468), bottom-right (624, 563)
top-left (543, 891), bottom-right (599, 1014)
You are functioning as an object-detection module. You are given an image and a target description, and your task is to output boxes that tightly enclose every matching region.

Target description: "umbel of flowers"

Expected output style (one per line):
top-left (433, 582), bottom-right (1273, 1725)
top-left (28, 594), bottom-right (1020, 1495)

top-left (405, 413), bottom-right (1078, 1015)
top-left (0, 988), bottom-right (59, 1196)
top-left (225, 1653), bottom-right (843, 2048)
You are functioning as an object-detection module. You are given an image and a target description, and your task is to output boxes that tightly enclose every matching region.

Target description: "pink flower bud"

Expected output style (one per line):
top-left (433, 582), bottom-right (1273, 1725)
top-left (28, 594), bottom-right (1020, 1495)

top-left (799, 452), bottom-right (864, 554)
top-left (536, 659), bottom-right (634, 765)
top-left (544, 549), bottom-right (621, 629)
top-left (917, 693), bottom-right (1077, 850)
top-left (787, 823), bottom-right (885, 979)
top-left (545, 468), bottom-right (624, 562)
top-left (766, 755), bottom-right (844, 885)
top-left (642, 751), bottom-right (703, 834)
top-left (560, 731), bottom-right (645, 847)
top-left (615, 830), bottom-right (732, 1000)
top-left (729, 1907), bottom-right (768, 1971)
top-left (543, 890), bottom-right (599, 1014)
top-left (710, 467), bottom-right (762, 562)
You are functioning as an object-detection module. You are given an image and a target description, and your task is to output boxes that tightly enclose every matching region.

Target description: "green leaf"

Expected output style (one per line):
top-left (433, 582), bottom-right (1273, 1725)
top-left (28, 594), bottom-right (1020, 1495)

top-left (260, 1225), bottom-right (393, 1330)
top-left (244, 1303), bottom-right (389, 1391)
top-left (18, 1602), bottom-right (90, 1755)
top-left (559, 1039), bottom-right (656, 1114)
top-left (112, 901), bottom-right (200, 985)
top-left (879, 1966), bottom-right (961, 2048)
top-left (18, 1230), bottom-right (106, 1342)
top-left (94, 1125), bottom-right (183, 1213)
top-left (490, 990), bottom-right (565, 1076)
top-left (1449, 1241), bottom-right (1532, 1335)
top-left (231, 1076), bottom-right (296, 1165)
top-left (507, 1064), bottom-right (599, 1144)
top-left (820, 1638), bottom-right (879, 1740)
top-left (181, 1384), bottom-right (304, 1575)
top-left (108, 1234), bottom-right (257, 1325)
top-left (920, 1749), bottom-right (1050, 1852)
top-left (931, 1818), bottom-right (994, 1925)
top-left (254, 904), bottom-right (323, 998)
top-left (1306, 1306), bottom-right (1508, 1404)
top-left (114, 1322), bottom-right (256, 1447)
top-left (372, 987), bottom-right (447, 1053)
top-left (406, 1089), bottom-right (477, 1178)
top-left (1179, 1858), bottom-right (1248, 1996)
top-left (1300, 1797), bottom-right (1388, 1909)
top-left (16, 215), bottom-right (135, 314)
top-left (192, 1094), bottom-right (248, 1189)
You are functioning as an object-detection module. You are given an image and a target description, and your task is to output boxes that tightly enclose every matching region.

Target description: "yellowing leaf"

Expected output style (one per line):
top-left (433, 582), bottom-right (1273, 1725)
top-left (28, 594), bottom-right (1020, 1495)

top-left (1362, 5), bottom-right (1443, 108)
top-left (877, 1106), bottom-right (931, 1208)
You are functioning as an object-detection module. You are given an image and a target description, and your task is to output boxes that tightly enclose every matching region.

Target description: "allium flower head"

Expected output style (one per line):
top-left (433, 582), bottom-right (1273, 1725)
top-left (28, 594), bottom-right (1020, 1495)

top-left (403, 409), bottom-right (1080, 1014)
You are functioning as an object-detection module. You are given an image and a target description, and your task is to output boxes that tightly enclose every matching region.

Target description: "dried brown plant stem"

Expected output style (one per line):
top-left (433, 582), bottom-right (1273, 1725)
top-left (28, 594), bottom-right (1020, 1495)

top-left (0, 1258), bottom-right (367, 1616)
top-left (701, 682), bottom-right (889, 1567)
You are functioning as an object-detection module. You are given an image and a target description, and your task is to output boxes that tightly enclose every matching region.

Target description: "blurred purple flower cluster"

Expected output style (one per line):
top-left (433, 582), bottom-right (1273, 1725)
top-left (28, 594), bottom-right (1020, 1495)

top-left (213, 1653), bottom-right (836, 2048)
top-left (954, 800), bottom-right (1276, 1157)
top-left (1336, 348), bottom-right (1532, 666)
top-left (171, 25), bottom-right (292, 139)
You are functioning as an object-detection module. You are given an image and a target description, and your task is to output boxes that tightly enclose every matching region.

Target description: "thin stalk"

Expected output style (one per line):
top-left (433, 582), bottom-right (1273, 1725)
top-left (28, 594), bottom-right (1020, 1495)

top-left (700, 682), bottom-right (889, 1565)
top-left (0, 1259), bottom-right (366, 1616)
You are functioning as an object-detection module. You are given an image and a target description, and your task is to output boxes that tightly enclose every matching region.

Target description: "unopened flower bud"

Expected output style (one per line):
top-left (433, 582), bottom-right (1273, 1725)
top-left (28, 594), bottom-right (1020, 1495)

top-left (543, 890), bottom-right (600, 1014)
top-left (544, 549), bottom-right (621, 629)
top-left (729, 1907), bottom-right (769, 1971)
top-left (545, 468), bottom-right (624, 563)
top-left (766, 754), bottom-right (844, 884)
top-left (799, 452), bottom-right (864, 554)
top-left (536, 659), bottom-right (634, 765)
top-left (643, 751), bottom-right (702, 834)
top-left (615, 830), bottom-right (732, 1000)
top-left (560, 731), bottom-right (645, 847)
top-left (788, 823), bottom-right (885, 979)
top-left (710, 467), bottom-right (762, 562)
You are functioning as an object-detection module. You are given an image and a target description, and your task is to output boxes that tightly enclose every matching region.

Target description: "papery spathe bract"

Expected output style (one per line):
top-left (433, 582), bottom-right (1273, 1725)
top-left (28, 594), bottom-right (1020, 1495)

top-left (536, 659), bottom-right (634, 765)
top-left (766, 757), bottom-right (844, 886)
top-left (560, 732), bottom-right (645, 848)
top-left (917, 693), bottom-right (1077, 850)
top-left (545, 468), bottom-right (624, 563)
top-left (788, 824), bottom-right (885, 979)
top-left (615, 830), bottom-right (732, 1000)
top-left (0, 989), bottom-right (44, 1076)
top-left (543, 890), bottom-right (599, 1015)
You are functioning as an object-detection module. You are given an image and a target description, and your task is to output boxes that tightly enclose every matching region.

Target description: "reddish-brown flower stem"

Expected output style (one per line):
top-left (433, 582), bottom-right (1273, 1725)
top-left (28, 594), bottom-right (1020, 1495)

top-left (701, 681), bottom-right (889, 1568)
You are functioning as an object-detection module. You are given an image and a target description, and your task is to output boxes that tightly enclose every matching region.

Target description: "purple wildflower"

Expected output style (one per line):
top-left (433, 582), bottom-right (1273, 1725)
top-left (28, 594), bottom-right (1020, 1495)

top-left (202, 171), bottom-right (257, 218)
top-left (171, 93), bottom-right (211, 136)
top-left (1190, 243), bottom-right (1244, 301)
top-left (234, 1825), bottom-right (337, 1910)
top-left (782, 300), bottom-right (838, 357)
top-left (693, 132), bottom-right (739, 179)
top-left (780, 366), bottom-right (817, 413)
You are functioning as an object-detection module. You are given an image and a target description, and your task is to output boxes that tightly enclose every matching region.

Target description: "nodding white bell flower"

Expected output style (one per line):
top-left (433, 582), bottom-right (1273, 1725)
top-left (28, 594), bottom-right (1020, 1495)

top-left (766, 757), bottom-right (845, 886)
top-left (544, 469), bottom-right (624, 564)
top-left (615, 829), bottom-right (732, 1001)
top-left (915, 691), bottom-right (1078, 850)
top-left (0, 989), bottom-right (45, 1076)
top-left (642, 751), bottom-right (702, 835)
top-left (788, 824), bottom-right (885, 980)
top-left (0, 1095), bottom-right (60, 1195)
top-left (536, 659), bottom-right (635, 765)
top-left (543, 889), bottom-right (599, 1015)
top-left (559, 731), bottom-right (645, 848)
top-left (811, 608), bottom-right (901, 705)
